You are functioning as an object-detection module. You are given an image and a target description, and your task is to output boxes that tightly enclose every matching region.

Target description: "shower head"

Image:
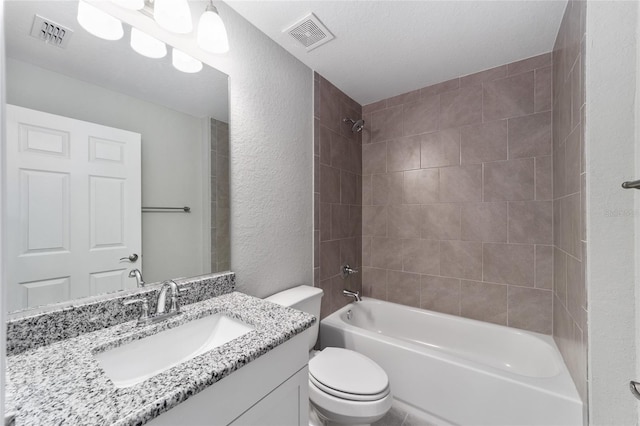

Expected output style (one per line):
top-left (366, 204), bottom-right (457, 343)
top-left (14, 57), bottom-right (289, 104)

top-left (343, 117), bottom-right (365, 133)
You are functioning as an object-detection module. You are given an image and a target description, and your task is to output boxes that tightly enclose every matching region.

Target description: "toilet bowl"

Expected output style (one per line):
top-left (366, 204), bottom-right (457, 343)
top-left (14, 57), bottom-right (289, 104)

top-left (308, 347), bottom-right (392, 425)
top-left (265, 286), bottom-right (392, 426)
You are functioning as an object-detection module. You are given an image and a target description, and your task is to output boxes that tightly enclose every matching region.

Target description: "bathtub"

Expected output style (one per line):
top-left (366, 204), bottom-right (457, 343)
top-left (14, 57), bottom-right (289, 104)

top-left (320, 298), bottom-right (582, 426)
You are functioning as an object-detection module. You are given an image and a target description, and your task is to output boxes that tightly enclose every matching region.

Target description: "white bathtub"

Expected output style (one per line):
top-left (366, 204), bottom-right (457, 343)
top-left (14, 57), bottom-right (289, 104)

top-left (320, 298), bottom-right (582, 426)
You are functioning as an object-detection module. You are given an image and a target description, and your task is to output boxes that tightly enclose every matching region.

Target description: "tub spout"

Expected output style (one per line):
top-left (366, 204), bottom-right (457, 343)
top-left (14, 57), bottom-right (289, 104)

top-left (343, 289), bottom-right (362, 302)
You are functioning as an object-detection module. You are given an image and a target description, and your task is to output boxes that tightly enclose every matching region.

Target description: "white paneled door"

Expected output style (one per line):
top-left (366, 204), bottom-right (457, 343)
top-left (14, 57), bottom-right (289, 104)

top-left (5, 105), bottom-right (141, 311)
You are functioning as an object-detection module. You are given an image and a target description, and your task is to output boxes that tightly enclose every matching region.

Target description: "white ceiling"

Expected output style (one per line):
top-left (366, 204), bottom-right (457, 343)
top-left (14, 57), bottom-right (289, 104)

top-left (226, 0), bottom-right (567, 106)
top-left (4, 0), bottom-right (228, 120)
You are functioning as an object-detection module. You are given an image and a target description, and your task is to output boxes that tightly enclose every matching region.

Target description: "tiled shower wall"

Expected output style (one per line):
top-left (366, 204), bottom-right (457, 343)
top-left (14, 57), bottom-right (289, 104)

top-left (211, 118), bottom-right (230, 272)
top-left (552, 0), bottom-right (587, 406)
top-left (361, 54), bottom-right (554, 334)
top-left (314, 72), bottom-right (363, 319)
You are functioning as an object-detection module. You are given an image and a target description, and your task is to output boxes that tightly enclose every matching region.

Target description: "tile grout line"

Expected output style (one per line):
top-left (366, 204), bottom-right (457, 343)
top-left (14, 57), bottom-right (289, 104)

top-left (399, 411), bottom-right (410, 426)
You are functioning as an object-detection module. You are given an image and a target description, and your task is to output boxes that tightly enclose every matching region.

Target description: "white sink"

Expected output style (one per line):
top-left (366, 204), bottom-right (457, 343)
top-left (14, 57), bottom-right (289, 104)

top-left (94, 313), bottom-right (254, 388)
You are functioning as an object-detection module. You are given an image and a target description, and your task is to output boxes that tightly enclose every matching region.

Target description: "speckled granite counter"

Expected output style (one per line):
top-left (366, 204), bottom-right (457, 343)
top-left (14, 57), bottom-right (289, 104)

top-left (6, 292), bottom-right (315, 426)
top-left (7, 273), bottom-right (236, 355)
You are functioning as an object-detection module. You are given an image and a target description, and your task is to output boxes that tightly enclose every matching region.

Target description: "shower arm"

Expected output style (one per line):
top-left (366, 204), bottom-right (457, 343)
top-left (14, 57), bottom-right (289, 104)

top-left (342, 117), bottom-right (365, 133)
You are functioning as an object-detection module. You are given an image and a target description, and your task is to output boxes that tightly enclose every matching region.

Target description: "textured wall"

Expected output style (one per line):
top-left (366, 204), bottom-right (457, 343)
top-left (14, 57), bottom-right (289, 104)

top-left (360, 54), bottom-right (553, 334)
top-left (1, 0), bottom-right (6, 419)
top-left (585, 1), bottom-right (639, 424)
top-left (214, 3), bottom-right (314, 298)
top-left (313, 73), bottom-right (363, 318)
top-left (552, 0), bottom-right (588, 410)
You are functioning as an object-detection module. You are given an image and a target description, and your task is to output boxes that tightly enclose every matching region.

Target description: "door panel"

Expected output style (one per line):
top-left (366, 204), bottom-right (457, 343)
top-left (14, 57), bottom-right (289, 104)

top-left (20, 169), bottom-right (70, 253)
top-left (89, 269), bottom-right (128, 295)
top-left (22, 276), bottom-right (71, 307)
top-left (90, 176), bottom-right (125, 248)
top-left (5, 104), bottom-right (142, 311)
top-left (20, 123), bottom-right (70, 157)
top-left (89, 137), bottom-right (126, 164)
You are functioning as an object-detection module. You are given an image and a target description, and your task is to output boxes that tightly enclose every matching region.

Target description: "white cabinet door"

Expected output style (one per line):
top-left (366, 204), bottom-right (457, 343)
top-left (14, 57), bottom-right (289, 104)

top-left (5, 104), bottom-right (141, 310)
top-left (231, 367), bottom-right (308, 426)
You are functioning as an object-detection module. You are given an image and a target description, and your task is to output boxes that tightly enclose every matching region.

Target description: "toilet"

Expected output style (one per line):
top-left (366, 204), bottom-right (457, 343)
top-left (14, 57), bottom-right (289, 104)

top-left (265, 285), bottom-right (392, 426)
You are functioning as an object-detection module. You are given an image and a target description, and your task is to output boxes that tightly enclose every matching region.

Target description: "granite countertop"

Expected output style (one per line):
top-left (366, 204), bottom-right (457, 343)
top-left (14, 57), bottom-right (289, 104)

top-left (6, 292), bottom-right (315, 426)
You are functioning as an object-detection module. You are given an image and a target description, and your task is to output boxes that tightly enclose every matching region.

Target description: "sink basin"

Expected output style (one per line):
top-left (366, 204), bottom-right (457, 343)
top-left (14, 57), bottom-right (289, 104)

top-left (94, 313), bottom-right (254, 388)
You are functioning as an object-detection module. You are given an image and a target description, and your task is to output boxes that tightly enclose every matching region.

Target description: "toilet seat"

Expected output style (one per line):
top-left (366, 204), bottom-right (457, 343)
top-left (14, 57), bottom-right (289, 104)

top-left (309, 347), bottom-right (390, 401)
top-left (309, 374), bottom-right (390, 401)
top-left (308, 379), bottom-right (393, 425)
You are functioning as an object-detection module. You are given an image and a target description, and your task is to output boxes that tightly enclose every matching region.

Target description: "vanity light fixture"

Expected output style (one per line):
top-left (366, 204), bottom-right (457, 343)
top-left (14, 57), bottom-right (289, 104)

top-left (130, 27), bottom-right (167, 58)
top-left (196, 1), bottom-right (229, 54)
top-left (81, 0), bottom-right (229, 71)
top-left (110, 0), bottom-right (144, 11)
top-left (172, 48), bottom-right (203, 73)
top-left (77, 0), bottom-right (124, 41)
top-left (154, 0), bottom-right (193, 34)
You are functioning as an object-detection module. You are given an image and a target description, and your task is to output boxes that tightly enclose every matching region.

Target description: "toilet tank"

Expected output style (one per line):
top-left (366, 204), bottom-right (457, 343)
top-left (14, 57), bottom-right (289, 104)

top-left (265, 285), bottom-right (323, 351)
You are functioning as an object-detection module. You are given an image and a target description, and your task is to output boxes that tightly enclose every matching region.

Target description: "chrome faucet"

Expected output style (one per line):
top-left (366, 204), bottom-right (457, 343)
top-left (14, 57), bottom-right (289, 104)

top-left (128, 269), bottom-right (145, 287)
top-left (341, 264), bottom-right (359, 279)
top-left (155, 280), bottom-right (181, 315)
top-left (123, 280), bottom-right (189, 326)
top-left (343, 289), bottom-right (362, 302)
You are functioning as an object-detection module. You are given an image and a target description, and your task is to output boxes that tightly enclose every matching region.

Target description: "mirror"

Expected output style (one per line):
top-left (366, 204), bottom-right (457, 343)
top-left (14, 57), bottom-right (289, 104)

top-left (4, 0), bottom-right (229, 312)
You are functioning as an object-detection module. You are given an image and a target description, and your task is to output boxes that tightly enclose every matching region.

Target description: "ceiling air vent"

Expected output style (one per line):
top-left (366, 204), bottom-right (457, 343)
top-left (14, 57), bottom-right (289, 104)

top-left (283, 13), bottom-right (334, 52)
top-left (30, 14), bottom-right (73, 49)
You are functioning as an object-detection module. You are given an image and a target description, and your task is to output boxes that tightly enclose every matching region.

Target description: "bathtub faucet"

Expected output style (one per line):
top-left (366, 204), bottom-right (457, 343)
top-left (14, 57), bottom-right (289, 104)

top-left (343, 289), bottom-right (362, 302)
top-left (341, 264), bottom-right (359, 279)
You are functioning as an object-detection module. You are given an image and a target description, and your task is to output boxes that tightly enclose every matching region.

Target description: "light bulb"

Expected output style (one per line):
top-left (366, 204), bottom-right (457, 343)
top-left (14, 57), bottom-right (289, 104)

top-left (197, 4), bottom-right (229, 54)
top-left (172, 48), bottom-right (203, 73)
top-left (130, 28), bottom-right (167, 59)
top-left (110, 0), bottom-right (144, 10)
top-left (77, 1), bottom-right (124, 41)
top-left (154, 0), bottom-right (193, 34)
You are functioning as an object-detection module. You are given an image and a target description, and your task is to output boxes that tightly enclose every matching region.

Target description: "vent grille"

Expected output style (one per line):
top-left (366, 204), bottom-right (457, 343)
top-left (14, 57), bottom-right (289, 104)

top-left (30, 15), bottom-right (73, 49)
top-left (289, 20), bottom-right (325, 48)
top-left (284, 13), bottom-right (334, 52)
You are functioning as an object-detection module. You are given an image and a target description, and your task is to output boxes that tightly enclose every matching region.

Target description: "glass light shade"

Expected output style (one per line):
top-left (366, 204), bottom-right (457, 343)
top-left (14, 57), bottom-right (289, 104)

top-left (172, 48), bottom-right (203, 73)
top-left (110, 0), bottom-right (144, 10)
top-left (154, 0), bottom-right (193, 34)
top-left (77, 1), bottom-right (124, 41)
top-left (197, 8), bottom-right (229, 53)
top-left (130, 28), bottom-right (167, 59)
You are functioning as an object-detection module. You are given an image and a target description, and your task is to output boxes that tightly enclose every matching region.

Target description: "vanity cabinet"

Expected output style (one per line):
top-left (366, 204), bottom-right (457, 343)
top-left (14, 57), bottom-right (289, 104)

top-left (148, 332), bottom-right (309, 426)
